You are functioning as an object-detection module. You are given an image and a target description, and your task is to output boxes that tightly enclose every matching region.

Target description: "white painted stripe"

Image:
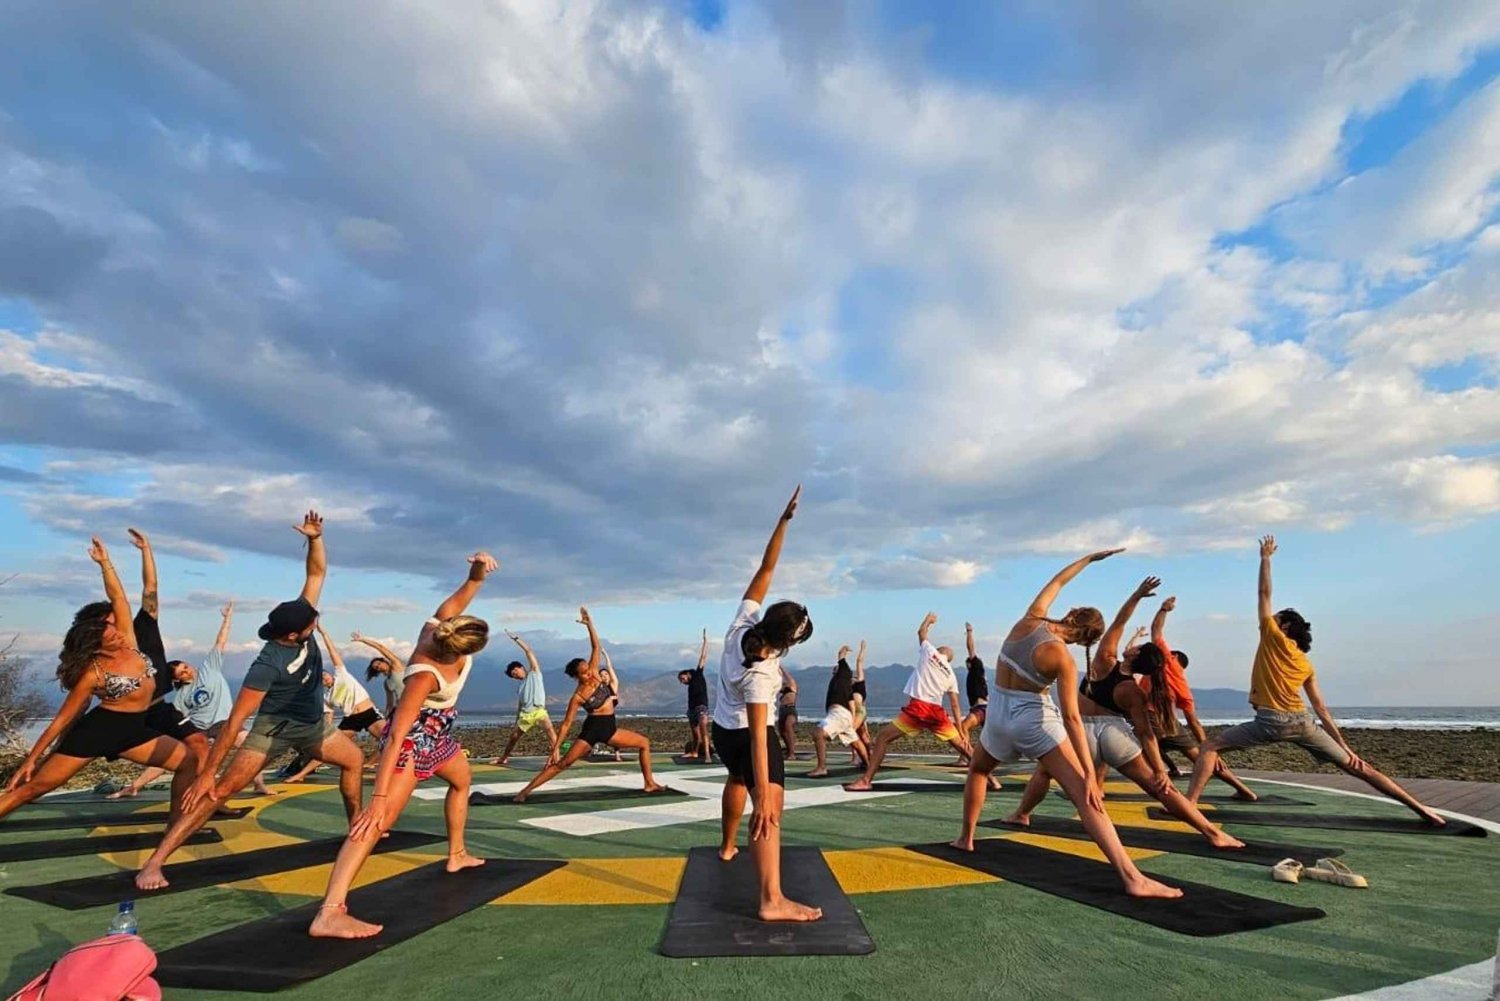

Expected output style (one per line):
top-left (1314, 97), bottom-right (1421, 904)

top-left (1325, 958), bottom-right (1495, 1000)
top-left (1243, 777), bottom-right (1500, 835)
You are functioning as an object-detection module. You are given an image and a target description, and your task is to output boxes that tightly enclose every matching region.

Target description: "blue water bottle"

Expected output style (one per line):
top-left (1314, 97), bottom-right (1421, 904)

top-left (107, 900), bottom-right (137, 935)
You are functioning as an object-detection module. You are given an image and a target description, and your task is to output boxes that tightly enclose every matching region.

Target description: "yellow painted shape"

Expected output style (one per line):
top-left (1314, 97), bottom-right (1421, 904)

top-left (824, 846), bottom-right (1000, 895)
top-left (999, 832), bottom-right (1161, 862)
top-left (498, 857), bottom-right (686, 906)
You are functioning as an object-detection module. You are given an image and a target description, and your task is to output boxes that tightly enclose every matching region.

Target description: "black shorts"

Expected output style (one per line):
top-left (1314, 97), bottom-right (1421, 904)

top-left (144, 699), bottom-right (202, 741)
top-left (1157, 732), bottom-right (1198, 754)
top-left (777, 703), bottom-right (797, 724)
top-left (711, 723), bottom-right (785, 787)
top-left (687, 704), bottom-right (709, 726)
top-left (577, 714), bottom-right (618, 747)
top-left (338, 707), bottom-right (383, 733)
top-left (54, 705), bottom-right (161, 761)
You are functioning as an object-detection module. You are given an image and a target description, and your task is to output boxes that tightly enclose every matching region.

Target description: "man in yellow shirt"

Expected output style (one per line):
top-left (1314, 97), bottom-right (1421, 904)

top-left (1186, 536), bottom-right (1445, 826)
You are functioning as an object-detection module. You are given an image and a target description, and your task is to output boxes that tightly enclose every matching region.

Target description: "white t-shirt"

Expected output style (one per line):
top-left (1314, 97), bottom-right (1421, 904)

top-left (713, 599), bottom-right (783, 730)
top-left (904, 640), bottom-right (958, 706)
top-left (327, 665), bottom-right (374, 716)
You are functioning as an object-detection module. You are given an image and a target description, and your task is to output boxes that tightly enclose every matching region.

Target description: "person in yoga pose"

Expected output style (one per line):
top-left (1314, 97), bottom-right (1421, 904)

top-left (512, 608), bottom-right (665, 802)
top-left (678, 629), bottom-right (712, 762)
top-left (955, 622), bottom-right (988, 763)
top-left (776, 666), bottom-right (799, 758)
top-left (352, 633), bottom-right (405, 719)
top-left (711, 486), bottom-right (821, 922)
top-left (599, 647), bottom-right (625, 761)
top-left (949, 549), bottom-right (1182, 899)
top-left (1005, 577), bottom-right (1244, 850)
top-left (308, 551), bottom-right (498, 939)
top-left (493, 631), bottom-right (557, 765)
top-left (845, 612), bottom-right (986, 791)
top-left (135, 512), bottom-right (370, 891)
top-left (1, 537), bottom-right (199, 822)
top-left (282, 624), bottom-right (389, 782)
top-left (807, 645), bottom-right (870, 777)
top-left (850, 640), bottom-right (870, 762)
top-left (1187, 537), bottom-right (1445, 825)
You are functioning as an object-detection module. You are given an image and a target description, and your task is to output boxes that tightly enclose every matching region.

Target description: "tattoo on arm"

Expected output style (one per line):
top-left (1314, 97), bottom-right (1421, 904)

top-left (142, 589), bottom-right (159, 616)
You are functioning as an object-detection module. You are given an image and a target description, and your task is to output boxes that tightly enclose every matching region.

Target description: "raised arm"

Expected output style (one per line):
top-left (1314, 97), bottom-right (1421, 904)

top-left (578, 607), bottom-right (601, 674)
top-left (1094, 576), bottom-right (1161, 677)
top-left (1257, 535), bottom-right (1277, 622)
top-left (917, 611), bottom-right (937, 644)
top-left (213, 600), bottom-right (235, 652)
top-left (697, 629), bottom-right (709, 671)
top-left (779, 665), bottom-right (797, 695)
top-left (855, 639), bottom-right (866, 679)
top-left (315, 622), bottom-right (345, 669)
top-left (965, 622), bottom-right (976, 660)
top-left (744, 486), bottom-right (800, 604)
top-left (128, 528), bottom-right (158, 619)
top-left (1027, 548), bottom-right (1125, 619)
top-left (292, 511), bottom-right (326, 606)
top-left (506, 630), bottom-right (541, 674)
top-left (1151, 596), bottom-right (1175, 645)
top-left (602, 646), bottom-right (621, 701)
top-left (436, 551), bottom-right (498, 620)
top-left (90, 537), bottom-right (137, 650)
top-left (350, 632), bottom-right (406, 674)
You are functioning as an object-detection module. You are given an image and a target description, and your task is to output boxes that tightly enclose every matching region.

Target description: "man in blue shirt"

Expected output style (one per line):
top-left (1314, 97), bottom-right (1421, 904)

top-left (494, 631), bottom-right (557, 765)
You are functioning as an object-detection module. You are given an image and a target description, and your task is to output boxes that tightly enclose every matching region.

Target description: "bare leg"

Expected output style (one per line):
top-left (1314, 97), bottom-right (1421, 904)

top-left (1005, 763), bottom-right (1054, 825)
top-left (1185, 742), bottom-right (1220, 804)
top-left (513, 739), bottom-right (591, 802)
top-left (947, 733), bottom-right (1000, 790)
top-left (0, 753), bottom-right (92, 820)
top-left (607, 729), bottom-right (664, 792)
top-left (110, 764), bottom-right (168, 799)
top-left (951, 744), bottom-right (1002, 850)
top-left (778, 713), bottom-right (798, 758)
top-left (1340, 759), bottom-right (1446, 825)
top-left (808, 729), bottom-right (829, 777)
top-left (719, 777), bottom-right (747, 861)
top-left (496, 727), bottom-right (524, 765)
top-left (750, 783), bottom-right (821, 922)
top-left (136, 747), bottom-right (265, 891)
top-left (843, 724), bottom-right (903, 791)
top-left (309, 763), bottom-right (421, 938)
top-left (1116, 755), bottom-right (1243, 848)
top-left (173, 731), bottom-right (211, 822)
top-left (698, 720), bottom-right (713, 762)
top-left (431, 754), bottom-right (484, 872)
top-left (1181, 743), bottom-right (1257, 800)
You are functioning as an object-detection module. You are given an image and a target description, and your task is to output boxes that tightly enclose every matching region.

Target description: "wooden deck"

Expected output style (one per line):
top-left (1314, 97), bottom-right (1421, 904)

top-left (1241, 770), bottom-right (1500, 823)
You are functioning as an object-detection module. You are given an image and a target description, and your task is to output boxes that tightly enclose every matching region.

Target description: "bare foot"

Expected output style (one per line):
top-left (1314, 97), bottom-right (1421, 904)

top-left (718, 845), bottom-right (739, 862)
top-left (309, 905), bottom-right (383, 939)
top-left (512, 792), bottom-right (530, 804)
top-left (806, 769), bottom-right (829, 778)
top-left (1231, 790), bottom-right (1259, 802)
top-left (950, 758), bottom-right (968, 768)
top-left (447, 850), bottom-right (486, 873)
top-left (987, 776), bottom-right (1003, 792)
top-left (1124, 875), bottom-right (1183, 899)
top-left (286, 776), bottom-right (305, 785)
top-left (254, 785), bottom-right (279, 797)
top-left (106, 787), bottom-right (138, 801)
top-left (759, 896), bottom-right (823, 922)
top-left (1002, 811), bottom-right (1030, 827)
top-left (135, 865), bottom-right (169, 892)
top-left (643, 782), bottom-right (667, 794)
top-left (1418, 809), bottom-right (1447, 827)
top-left (496, 757), bottom-right (510, 766)
top-left (949, 835), bottom-right (975, 851)
top-left (1207, 829), bottom-right (1245, 850)
top-left (842, 780), bottom-right (874, 792)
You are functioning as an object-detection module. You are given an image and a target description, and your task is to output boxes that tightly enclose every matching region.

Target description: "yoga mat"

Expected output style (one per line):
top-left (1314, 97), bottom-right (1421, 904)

top-left (981, 815), bottom-right (1344, 867)
top-left (1146, 808), bottom-right (1487, 837)
top-left (8, 830), bottom-right (443, 909)
top-left (155, 858), bottom-right (565, 992)
top-left (660, 846), bottom-right (874, 958)
top-left (909, 838), bottom-right (1324, 936)
top-left (1052, 790), bottom-right (1313, 807)
top-left (795, 764), bottom-right (900, 778)
top-left (0, 828), bottom-right (223, 863)
top-left (843, 780), bottom-right (960, 793)
top-left (0, 806), bottom-right (252, 833)
top-left (471, 787), bottom-right (688, 806)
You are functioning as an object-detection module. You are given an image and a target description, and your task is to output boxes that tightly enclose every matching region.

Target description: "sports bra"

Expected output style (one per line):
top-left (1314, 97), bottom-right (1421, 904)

top-left (95, 650), bottom-right (151, 702)
top-left (1081, 664), bottom-right (1132, 717)
top-left (851, 679), bottom-right (867, 699)
top-left (404, 657), bottom-right (473, 710)
top-left (580, 681), bottom-right (615, 713)
top-left (998, 622), bottom-right (1063, 689)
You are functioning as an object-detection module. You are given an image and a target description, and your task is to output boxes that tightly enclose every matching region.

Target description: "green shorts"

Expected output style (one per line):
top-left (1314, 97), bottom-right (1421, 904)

top-left (242, 714), bottom-right (338, 760)
top-left (516, 706), bottom-right (550, 734)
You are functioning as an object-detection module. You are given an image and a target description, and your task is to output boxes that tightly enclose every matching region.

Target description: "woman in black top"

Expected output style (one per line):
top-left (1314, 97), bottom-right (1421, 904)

top-left (955, 622), bottom-right (988, 763)
top-left (678, 629), bottom-right (712, 762)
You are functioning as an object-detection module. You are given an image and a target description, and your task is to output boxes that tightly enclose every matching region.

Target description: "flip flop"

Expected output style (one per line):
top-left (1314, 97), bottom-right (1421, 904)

top-left (1271, 858), bottom-right (1303, 884)
top-left (1304, 857), bottom-right (1368, 889)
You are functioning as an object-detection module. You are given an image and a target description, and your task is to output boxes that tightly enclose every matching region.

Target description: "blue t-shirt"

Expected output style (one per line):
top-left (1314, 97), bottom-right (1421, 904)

top-left (242, 639), bottom-right (324, 724)
top-left (518, 670), bottom-right (545, 712)
top-left (172, 647), bottom-right (232, 729)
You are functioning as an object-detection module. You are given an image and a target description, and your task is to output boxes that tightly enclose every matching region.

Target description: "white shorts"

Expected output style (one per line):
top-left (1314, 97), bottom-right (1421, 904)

top-left (1084, 715), bottom-right (1143, 769)
top-left (978, 690), bottom-right (1067, 763)
top-left (818, 705), bottom-right (858, 745)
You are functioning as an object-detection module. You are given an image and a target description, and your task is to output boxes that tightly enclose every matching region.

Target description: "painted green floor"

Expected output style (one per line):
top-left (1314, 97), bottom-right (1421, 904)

top-left (1, 759), bottom-right (1495, 1001)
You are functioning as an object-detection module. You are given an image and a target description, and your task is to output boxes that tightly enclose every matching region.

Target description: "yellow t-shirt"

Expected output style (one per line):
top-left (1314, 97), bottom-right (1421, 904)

top-left (1249, 616), bottom-right (1314, 712)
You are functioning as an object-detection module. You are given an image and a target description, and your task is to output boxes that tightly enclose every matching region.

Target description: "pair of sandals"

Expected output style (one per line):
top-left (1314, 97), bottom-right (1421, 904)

top-left (1272, 857), bottom-right (1368, 888)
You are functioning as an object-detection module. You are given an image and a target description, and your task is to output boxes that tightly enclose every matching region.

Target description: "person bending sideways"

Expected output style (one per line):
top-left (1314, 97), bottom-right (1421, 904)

top-left (282, 624), bottom-right (389, 782)
top-left (512, 608), bottom-right (666, 802)
top-left (776, 666), bottom-right (799, 759)
top-left (678, 629), bottom-right (712, 762)
top-left (353, 634), bottom-right (405, 719)
top-left (807, 645), bottom-right (870, 777)
top-left (310, 551), bottom-right (499, 939)
top-left (845, 613), bottom-right (993, 791)
top-left (955, 621), bottom-right (988, 764)
top-left (950, 549), bottom-right (1182, 899)
top-left (1006, 576), bottom-right (1243, 851)
top-left (1187, 537), bottom-right (1445, 826)
top-left (850, 640), bottom-right (871, 762)
top-left (493, 630), bottom-right (558, 765)
top-left (134, 511), bottom-right (370, 892)
top-left (711, 486), bottom-right (821, 922)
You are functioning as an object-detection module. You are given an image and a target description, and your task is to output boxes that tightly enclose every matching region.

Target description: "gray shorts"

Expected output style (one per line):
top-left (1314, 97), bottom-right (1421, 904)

top-left (242, 714), bottom-right (338, 760)
top-left (1157, 731), bottom-right (1199, 755)
top-left (979, 690), bottom-right (1067, 763)
top-left (1083, 715), bottom-right (1143, 769)
top-left (1213, 709), bottom-right (1350, 766)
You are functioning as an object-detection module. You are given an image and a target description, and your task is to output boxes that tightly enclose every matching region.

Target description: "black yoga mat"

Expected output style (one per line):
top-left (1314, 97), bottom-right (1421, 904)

top-left (843, 780), bottom-right (960, 793)
top-left (909, 838), bottom-right (1324, 936)
top-left (155, 857), bottom-right (565, 992)
top-left (1052, 789), bottom-right (1312, 807)
top-left (7, 830), bottom-right (443, 909)
top-left (470, 787), bottom-right (688, 806)
top-left (795, 764), bottom-right (899, 778)
top-left (0, 805), bottom-right (252, 833)
top-left (1146, 807), bottom-right (1486, 837)
top-left (0, 827), bottom-right (223, 863)
top-left (659, 846), bottom-right (874, 958)
top-left (981, 815), bottom-right (1343, 867)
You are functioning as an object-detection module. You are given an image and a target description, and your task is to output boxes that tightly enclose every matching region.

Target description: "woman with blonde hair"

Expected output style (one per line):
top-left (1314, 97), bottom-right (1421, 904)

top-left (309, 551), bottom-right (499, 940)
top-left (950, 549), bottom-right (1182, 899)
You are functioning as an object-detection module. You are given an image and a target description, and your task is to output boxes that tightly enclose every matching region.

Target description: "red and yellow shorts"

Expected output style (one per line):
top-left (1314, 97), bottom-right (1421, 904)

top-left (894, 699), bottom-right (959, 742)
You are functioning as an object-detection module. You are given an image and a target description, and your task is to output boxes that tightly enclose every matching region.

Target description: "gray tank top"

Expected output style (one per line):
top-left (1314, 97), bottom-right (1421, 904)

top-left (999, 622), bottom-right (1063, 689)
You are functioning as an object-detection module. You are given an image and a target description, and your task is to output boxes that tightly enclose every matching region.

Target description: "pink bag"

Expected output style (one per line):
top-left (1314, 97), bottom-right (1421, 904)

top-left (6, 935), bottom-right (160, 1001)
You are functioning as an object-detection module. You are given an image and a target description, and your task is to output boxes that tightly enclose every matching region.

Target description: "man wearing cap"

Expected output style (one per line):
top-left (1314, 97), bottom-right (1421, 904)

top-left (135, 510), bottom-right (367, 892)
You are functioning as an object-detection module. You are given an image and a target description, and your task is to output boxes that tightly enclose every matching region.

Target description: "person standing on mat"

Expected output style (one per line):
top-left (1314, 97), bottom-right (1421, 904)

top-left (850, 639), bottom-right (870, 762)
top-left (0, 537), bottom-right (199, 823)
top-left (1006, 577), bottom-right (1244, 850)
top-left (600, 646), bottom-right (625, 761)
top-left (1187, 537), bottom-right (1445, 826)
top-left (710, 485), bottom-right (821, 922)
top-left (844, 612), bottom-right (981, 791)
top-left (493, 631), bottom-right (557, 766)
top-left (352, 632), bottom-right (405, 719)
top-left (956, 622), bottom-right (988, 763)
top-left (776, 666), bottom-right (799, 759)
top-left (1146, 597), bottom-right (1258, 800)
top-left (135, 511), bottom-right (371, 892)
top-left (512, 608), bottom-right (666, 802)
top-left (949, 549), bottom-right (1182, 899)
top-left (308, 551), bottom-right (498, 939)
top-left (807, 645), bottom-right (869, 777)
top-left (678, 629), bottom-right (712, 762)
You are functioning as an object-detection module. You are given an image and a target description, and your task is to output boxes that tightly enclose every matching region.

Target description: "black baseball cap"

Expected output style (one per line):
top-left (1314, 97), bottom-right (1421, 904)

top-left (258, 597), bottom-right (318, 640)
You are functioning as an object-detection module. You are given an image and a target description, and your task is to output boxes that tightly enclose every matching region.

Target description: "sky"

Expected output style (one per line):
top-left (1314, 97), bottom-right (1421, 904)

top-left (1, 0), bottom-right (1498, 707)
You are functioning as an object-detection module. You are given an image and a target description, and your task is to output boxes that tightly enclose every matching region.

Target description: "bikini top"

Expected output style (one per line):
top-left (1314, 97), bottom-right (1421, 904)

top-left (404, 656), bottom-right (474, 710)
top-left (1081, 664), bottom-right (1133, 717)
top-left (580, 681), bottom-right (615, 713)
top-left (95, 650), bottom-right (151, 702)
top-left (998, 622), bottom-right (1063, 689)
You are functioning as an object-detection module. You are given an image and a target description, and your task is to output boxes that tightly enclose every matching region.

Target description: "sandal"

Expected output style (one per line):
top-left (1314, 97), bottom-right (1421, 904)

top-left (1271, 858), bottom-right (1303, 884)
top-left (1304, 857), bottom-right (1368, 889)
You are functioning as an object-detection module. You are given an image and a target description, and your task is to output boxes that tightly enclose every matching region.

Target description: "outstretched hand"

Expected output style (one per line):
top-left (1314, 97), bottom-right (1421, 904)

top-left (1088, 548), bottom-right (1125, 563)
top-left (780, 485), bottom-right (801, 522)
top-left (88, 536), bottom-right (111, 565)
top-left (221, 600), bottom-right (235, 618)
top-left (1259, 535), bottom-right (1277, 558)
top-left (293, 510), bottom-right (324, 541)
top-left (1161, 596), bottom-right (1177, 612)
top-left (127, 528), bottom-right (150, 551)
top-left (577, 606), bottom-right (592, 627)
top-left (1134, 576), bottom-right (1162, 599)
top-left (467, 551), bottom-right (499, 579)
